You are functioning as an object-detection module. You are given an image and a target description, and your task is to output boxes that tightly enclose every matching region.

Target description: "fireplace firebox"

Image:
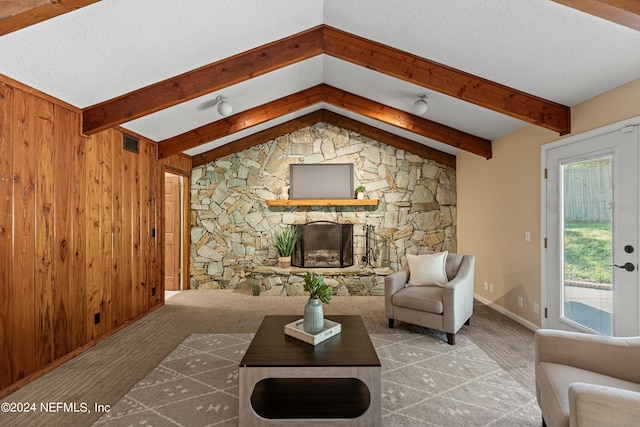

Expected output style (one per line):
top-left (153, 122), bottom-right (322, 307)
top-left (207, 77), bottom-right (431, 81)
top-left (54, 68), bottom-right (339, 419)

top-left (292, 221), bottom-right (353, 268)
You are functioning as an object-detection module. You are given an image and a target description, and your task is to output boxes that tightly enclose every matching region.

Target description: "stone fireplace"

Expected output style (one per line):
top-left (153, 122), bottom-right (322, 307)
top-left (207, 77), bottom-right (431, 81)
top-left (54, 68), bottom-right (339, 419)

top-left (292, 221), bottom-right (353, 268)
top-left (189, 122), bottom-right (457, 295)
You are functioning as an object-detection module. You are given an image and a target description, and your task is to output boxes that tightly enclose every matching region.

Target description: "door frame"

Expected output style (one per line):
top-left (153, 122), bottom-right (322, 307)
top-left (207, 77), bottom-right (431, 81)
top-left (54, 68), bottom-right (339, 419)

top-left (162, 166), bottom-right (191, 293)
top-left (541, 115), bottom-right (640, 331)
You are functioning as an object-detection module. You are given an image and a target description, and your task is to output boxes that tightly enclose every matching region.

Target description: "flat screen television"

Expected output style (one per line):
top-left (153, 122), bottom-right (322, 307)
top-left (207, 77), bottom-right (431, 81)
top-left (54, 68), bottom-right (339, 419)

top-left (289, 163), bottom-right (354, 199)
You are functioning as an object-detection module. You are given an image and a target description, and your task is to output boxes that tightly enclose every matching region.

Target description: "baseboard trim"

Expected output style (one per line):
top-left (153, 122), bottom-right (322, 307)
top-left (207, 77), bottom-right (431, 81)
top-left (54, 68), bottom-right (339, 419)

top-left (474, 294), bottom-right (539, 332)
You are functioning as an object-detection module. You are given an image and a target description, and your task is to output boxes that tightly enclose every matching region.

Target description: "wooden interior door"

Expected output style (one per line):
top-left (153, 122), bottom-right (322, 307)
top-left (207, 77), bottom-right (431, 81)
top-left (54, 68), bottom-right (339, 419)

top-left (164, 173), bottom-right (181, 290)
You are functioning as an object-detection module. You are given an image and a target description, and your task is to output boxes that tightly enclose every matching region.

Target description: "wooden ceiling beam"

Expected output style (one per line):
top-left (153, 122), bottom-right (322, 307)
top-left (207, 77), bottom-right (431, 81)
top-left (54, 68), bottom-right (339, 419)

top-left (552, 0), bottom-right (640, 30)
top-left (83, 24), bottom-right (570, 140)
top-left (158, 85), bottom-right (324, 159)
top-left (323, 26), bottom-right (571, 135)
top-left (191, 109), bottom-right (457, 168)
top-left (321, 84), bottom-right (492, 159)
top-left (0, 0), bottom-right (99, 36)
top-left (82, 25), bottom-right (324, 135)
top-left (170, 84), bottom-right (483, 162)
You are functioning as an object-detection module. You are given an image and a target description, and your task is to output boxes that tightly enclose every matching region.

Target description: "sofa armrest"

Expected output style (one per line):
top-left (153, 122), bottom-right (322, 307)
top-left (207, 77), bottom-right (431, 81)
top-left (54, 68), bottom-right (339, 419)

top-left (569, 383), bottom-right (640, 427)
top-left (535, 329), bottom-right (640, 383)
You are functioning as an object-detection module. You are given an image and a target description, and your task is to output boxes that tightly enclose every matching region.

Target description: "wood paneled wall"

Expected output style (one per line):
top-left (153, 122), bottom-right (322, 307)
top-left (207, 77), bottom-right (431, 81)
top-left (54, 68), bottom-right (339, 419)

top-left (0, 81), bottom-right (163, 396)
top-left (160, 152), bottom-right (192, 175)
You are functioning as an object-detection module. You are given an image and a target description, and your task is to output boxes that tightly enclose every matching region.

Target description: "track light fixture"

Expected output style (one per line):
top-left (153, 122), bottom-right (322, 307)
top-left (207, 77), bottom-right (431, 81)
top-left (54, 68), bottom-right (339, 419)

top-left (215, 96), bottom-right (233, 116)
top-left (413, 95), bottom-right (429, 115)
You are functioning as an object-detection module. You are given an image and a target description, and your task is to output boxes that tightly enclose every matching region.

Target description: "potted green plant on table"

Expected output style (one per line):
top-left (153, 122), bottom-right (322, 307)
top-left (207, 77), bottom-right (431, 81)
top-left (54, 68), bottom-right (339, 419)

top-left (302, 272), bottom-right (332, 334)
top-left (274, 225), bottom-right (299, 268)
top-left (355, 185), bottom-right (366, 200)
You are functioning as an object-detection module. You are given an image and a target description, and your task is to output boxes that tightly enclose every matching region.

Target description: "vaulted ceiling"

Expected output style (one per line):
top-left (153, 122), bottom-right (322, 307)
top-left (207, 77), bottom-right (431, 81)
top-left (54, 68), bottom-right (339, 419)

top-left (1, 0), bottom-right (639, 167)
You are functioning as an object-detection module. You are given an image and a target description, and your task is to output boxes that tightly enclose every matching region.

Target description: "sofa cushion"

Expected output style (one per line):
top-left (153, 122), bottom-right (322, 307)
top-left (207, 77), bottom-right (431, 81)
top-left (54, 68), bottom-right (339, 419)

top-left (392, 286), bottom-right (444, 314)
top-left (406, 251), bottom-right (449, 287)
top-left (537, 362), bottom-right (640, 427)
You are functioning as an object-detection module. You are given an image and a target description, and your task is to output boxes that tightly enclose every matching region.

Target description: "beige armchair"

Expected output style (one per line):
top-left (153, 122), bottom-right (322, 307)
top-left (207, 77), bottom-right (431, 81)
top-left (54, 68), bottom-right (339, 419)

top-left (384, 250), bottom-right (475, 345)
top-left (535, 329), bottom-right (640, 427)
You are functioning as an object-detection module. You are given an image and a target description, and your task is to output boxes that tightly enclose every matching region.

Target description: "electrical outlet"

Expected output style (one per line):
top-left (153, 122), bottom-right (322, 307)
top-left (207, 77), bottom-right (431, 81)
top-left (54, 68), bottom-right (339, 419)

top-left (489, 283), bottom-right (494, 293)
top-left (483, 282), bottom-right (488, 291)
top-left (517, 297), bottom-right (524, 308)
top-left (534, 303), bottom-right (540, 314)
top-left (94, 313), bottom-right (100, 325)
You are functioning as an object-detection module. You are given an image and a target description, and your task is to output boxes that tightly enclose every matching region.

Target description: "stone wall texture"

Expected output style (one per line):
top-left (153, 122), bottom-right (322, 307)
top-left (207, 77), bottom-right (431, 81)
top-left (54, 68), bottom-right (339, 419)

top-left (190, 122), bottom-right (457, 292)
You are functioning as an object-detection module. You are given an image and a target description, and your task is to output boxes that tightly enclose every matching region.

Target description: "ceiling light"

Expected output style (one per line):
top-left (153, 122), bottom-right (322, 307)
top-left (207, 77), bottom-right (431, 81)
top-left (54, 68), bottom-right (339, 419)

top-left (215, 96), bottom-right (233, 116)
top-left (413, 95), bottom-right (429, 115)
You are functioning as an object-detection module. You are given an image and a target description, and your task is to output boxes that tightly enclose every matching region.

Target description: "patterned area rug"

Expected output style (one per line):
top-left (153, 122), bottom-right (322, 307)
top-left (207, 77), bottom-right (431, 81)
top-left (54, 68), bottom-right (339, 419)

top-left (93, 333), bottom-right (540, 426)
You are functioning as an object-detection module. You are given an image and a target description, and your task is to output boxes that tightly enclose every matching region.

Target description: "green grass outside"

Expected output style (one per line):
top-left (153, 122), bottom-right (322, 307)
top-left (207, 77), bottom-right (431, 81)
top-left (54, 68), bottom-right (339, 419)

top-left (564, 221), bottom-right (612, 284)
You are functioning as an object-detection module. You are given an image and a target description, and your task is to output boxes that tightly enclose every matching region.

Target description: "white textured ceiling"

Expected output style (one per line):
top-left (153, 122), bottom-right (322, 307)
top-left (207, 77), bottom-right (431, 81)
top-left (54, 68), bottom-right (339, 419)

top-left (0, 0), bottom-right (324, 107)
top-left (1, 0), bottom-right (639, 158)
top-left (324, 0), bottom-right (640, 105)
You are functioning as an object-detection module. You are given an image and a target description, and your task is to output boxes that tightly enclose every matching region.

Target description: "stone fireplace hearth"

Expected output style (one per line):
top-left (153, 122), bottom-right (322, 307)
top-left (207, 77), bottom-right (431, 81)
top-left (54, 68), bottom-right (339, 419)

top-left (252, 265), bottom-right (393, 297)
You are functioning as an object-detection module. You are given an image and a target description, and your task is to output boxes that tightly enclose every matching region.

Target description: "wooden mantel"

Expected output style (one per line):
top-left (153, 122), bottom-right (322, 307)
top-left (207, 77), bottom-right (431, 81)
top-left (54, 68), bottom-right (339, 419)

top-left (266, 199), bottom-right (380, 207)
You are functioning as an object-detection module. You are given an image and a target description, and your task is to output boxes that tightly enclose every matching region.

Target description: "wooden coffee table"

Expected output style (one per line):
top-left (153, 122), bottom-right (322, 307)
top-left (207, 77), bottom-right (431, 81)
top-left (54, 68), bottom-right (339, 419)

top-left (239, 315), bottom-right (381, 426)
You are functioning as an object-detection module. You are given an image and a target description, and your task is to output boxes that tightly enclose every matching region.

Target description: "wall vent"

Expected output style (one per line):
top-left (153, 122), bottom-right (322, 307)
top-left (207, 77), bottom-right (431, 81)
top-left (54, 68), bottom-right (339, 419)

top-left (123, 134), bottom-right (139, 154)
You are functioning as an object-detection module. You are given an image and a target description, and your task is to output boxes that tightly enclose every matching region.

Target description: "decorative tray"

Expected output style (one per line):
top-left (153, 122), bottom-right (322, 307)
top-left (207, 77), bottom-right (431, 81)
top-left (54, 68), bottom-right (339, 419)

top-left (284, 318), bottom-right (341, 345)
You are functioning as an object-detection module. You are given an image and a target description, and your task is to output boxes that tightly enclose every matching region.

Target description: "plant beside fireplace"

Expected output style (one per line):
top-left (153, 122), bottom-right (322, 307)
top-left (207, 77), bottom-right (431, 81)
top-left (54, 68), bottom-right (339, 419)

top-left (274, 225), bottom-right (299, 268)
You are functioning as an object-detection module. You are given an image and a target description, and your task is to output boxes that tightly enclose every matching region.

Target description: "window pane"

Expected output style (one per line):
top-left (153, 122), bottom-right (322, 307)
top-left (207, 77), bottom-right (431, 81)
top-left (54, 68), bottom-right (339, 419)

top-left (562, 156), bottom-right (613, 335)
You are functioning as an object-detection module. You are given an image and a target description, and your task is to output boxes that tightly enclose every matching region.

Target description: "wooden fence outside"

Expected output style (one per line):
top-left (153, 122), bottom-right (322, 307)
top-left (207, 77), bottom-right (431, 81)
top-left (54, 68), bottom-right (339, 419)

top-left (564, 164), bottom-right (611, 223)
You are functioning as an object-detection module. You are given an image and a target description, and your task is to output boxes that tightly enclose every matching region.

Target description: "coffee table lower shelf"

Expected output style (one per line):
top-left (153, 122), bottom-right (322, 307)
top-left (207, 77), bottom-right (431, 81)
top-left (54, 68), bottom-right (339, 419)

top-left (239, 366), bottom-right (380, 426)
top-left (250, 377), bottom-right (370, 419)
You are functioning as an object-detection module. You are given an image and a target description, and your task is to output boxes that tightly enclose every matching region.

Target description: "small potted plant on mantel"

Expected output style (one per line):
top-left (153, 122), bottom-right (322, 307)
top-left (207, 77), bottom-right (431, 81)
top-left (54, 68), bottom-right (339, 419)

top-left (355, 185), bottom-right (366, 200)
top-left (274, 225), bottom-right (299, 268)
top-left (302, 272), bottom-right (332, 334)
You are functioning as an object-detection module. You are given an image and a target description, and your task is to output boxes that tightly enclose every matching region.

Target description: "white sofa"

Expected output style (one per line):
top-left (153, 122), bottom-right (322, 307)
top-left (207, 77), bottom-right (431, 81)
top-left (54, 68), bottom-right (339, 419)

top-left (535, 329), bottom-right (640, 427)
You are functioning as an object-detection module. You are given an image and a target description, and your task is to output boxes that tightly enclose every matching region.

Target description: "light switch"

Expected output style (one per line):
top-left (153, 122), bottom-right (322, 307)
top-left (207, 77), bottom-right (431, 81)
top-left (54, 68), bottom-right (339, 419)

top-left (525, 231), bottom-right (531, 242)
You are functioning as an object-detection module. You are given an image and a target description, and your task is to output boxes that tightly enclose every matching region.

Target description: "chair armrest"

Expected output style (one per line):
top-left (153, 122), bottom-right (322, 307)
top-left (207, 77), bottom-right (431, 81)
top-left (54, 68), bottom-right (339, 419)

top-left (385, 270), bottom-right (409, 296)
top-left (384, 269), bottom-right (408, 319)
top-left (535, 329), bottom-right (640, 383)
top-left (569, 383), bottom-right (640, 427)
top-left (442, 255), bottom-right (475, 331)
top-left (443, 255), bottom-right (475, 295)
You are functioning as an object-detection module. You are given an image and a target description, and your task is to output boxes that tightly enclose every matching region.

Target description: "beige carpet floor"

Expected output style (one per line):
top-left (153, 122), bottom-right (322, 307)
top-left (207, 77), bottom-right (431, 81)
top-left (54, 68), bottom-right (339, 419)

top-left (0, 290), bottom-right (539, 426)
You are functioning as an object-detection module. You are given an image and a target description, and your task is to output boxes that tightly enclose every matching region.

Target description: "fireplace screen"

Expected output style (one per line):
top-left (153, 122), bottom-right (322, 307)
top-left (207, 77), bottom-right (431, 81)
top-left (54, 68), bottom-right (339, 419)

top-left (292, 221), bottom-right (353, 268)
